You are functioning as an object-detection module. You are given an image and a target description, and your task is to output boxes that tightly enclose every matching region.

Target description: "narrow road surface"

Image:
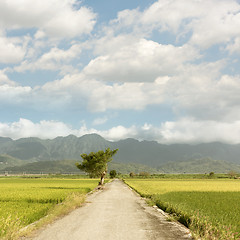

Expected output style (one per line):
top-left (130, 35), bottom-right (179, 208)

top-left (32, 179), bottom-right (192, 240)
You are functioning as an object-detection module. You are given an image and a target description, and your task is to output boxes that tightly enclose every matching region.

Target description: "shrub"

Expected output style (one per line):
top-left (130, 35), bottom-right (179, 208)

top-left (109, 170), bottom-right (117, 178)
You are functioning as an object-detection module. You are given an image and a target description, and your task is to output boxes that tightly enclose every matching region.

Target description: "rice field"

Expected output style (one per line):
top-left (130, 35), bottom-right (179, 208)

top-left (125, 179), bottom-right (240, 239)
top-left (0, 177), bottom-right (99, 239)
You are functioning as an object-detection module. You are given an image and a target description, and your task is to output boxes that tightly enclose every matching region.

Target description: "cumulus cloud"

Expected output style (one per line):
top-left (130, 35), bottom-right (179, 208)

top-left (0, 36), bottom-right (26, 63)
top-left (84, 38), bottom-right (199, 82)
top-left (0, 84), bottom-right (32, 104)
top-left (88, 80), bottom-right (165, 112)
top-left (0, 118), bottom-right (104, 140)
top-left (1, 0), bottom-right (240, 146)
top-left (0, 70), bottom-right (15, 86)
top-left (226, 37), bottom-right (240, 54)
top-left (2, 118), bottom-right (240, 144)
top-left (41, 73), bottom-right (166, 112)
top-left (0, 119), bottom-right (159, 142)
top-left (15, 44), bottom-right (82, 73)
top-left (160, 118), bottom-right (240, 144)
top-left (2, 64), bottom-right (240, 124)
top-left (170, 73), bottom-right (240, 121)
top-left (112, 0), bottom-right (240, 49)
top-left (0, 0), bottom-right (96, 38)
top-left (0, 119), bottom-right (75, 140)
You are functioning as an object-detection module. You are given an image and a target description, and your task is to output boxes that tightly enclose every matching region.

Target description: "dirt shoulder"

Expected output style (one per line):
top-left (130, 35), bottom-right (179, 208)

top-left (30, 179), bottom-right (192, 240)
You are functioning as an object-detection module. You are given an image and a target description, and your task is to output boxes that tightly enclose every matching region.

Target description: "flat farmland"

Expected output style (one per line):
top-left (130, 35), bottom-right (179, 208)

top-left (125, 179), bottom-right (240, 239)
top-left (0, 177), bottom-right (99, 239)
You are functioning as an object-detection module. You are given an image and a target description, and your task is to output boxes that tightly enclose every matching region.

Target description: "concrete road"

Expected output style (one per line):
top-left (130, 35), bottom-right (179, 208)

top-left (32, 179), bottom-right (192, 240)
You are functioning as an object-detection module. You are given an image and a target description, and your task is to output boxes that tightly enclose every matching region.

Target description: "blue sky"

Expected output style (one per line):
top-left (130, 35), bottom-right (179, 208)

top-left (1, 0), bottom-right (240, 143)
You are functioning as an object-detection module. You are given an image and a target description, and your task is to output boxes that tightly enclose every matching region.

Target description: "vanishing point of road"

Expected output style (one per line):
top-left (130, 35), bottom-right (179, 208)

top-left (32, 179), bottom-right (192, 240)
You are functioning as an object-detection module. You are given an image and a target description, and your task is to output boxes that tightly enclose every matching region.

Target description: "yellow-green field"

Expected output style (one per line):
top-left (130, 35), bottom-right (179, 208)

top-left (0, 177), bottom-right (99, 239)
top-left (125, 179), bottom-right (240, 239)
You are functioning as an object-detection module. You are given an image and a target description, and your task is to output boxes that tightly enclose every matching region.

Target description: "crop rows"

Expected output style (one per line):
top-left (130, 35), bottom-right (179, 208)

top-left (125, 179), bottom-right (240, 239)
top-left (0, 178), bottom-right (99, 238)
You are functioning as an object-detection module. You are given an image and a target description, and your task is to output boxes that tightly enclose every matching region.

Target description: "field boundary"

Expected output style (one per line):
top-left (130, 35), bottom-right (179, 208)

top-left (19, 181), bottom-right (112, 239)
top-left (0, 178), bottom-right (108, 240)
top-left (122, 179), bottom-right (193, 236)
top-left (124, 178), bottom-right (240, 240)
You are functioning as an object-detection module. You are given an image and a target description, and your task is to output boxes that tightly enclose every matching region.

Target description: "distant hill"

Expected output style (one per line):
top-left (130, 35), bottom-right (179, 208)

top-left (0, 154), bottom-right (35, 170)
top-left (3, 160), bottom-right (80, 174)
top-left (0, 134), bottom-right (110, 161)
top-left (3, 160), bottom-right (158, 175)
top-left (158, 157), bottom-right (240, 174)
top-left (0, 134), bottom-right (240, 174)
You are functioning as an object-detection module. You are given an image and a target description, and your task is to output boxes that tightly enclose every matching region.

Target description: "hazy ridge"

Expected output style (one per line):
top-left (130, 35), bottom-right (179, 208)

top-left (0, 134), bottom-right (240, 174)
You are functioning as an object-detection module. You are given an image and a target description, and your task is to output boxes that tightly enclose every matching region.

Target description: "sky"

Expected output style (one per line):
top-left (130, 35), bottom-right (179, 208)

top-left (1, 0), bottom-right (240, 144)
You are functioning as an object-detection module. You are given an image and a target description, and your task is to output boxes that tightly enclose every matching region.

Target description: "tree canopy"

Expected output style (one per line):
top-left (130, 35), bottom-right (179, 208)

top-left (109, 169), bottom-right (117, 179)
top-left (76, 148), bottom-right (118, 185)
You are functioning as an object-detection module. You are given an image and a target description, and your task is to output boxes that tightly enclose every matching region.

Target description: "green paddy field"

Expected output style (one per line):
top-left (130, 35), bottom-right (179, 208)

top-left (0, 177), bottom-right (99, 239)
top-left (125, 178), bottom-right (240, 239)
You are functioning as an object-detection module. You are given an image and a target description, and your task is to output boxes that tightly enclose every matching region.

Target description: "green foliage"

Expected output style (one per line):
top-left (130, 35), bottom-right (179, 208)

top-left (76, 148), bottom-right (118, 178)
top-left (129, 172), bottom-right (135, 177)
top-left (209, 171), bottom-right (215, 178)
top-left (138, 171), bottom-right (150, 177)
top-left (228, 170), bottom-right (238, 179)
top-left (109, 170), bottom-right (117, 178)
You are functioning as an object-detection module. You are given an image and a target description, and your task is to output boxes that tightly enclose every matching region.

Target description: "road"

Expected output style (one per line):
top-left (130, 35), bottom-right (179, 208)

top-left (32, 179), bottom-right (192, 240)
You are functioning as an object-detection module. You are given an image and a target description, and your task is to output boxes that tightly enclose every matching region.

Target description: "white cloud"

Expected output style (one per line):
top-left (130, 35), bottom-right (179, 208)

top-left (226, 37), bottom-right (240, 54)
top-left (112, 0), bottom-right (240, 49)
top-left (89, 119), bottom-right (240, 144)
top-left (84, 38), bottom-right (199, 82)
top-left (0, 118), bottom-right (139, 141)
top-left (0, 118), bottom-right (103, 140)
top-left (15, 44), bottom-right (82, 73)
top-left (88, 81), bottom-right (165, 112)
top-left (0, 84), bottom-right (32, 103)
top-left (29, 63), bottom-right (240, 119)
top-left (169, 73), bottom-right (240, 121)
top-left (100, 125), bottom-right (138, 141)
top-left (160, 118), bottom-right (240, 144)
top-left (40, 73), bottom-right (165, 112)
top-left (2, 62), bottom-right (240, 124)
top-left (2, 118), bottom-right (240, 144)
top-left (0, 0), bottom-right (96, 38)
top-left (0, 70), bottom-right (15, 86)
top-left (0, 119), bottom-right (74, 140)
top-left (0, 36), bottom-right (26, 63)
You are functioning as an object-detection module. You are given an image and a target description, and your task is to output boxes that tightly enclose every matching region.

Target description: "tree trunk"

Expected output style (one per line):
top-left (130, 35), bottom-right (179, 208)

top-left (99, 171), bottom-right (106, 185)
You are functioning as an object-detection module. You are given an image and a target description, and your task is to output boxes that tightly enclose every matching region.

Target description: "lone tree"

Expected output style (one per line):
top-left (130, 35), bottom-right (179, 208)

top-left (76, 148), bottom-right (118, 185)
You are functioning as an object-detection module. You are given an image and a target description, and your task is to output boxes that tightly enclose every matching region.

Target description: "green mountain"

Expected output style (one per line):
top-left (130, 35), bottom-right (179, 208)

top-left (108, 162), bottom-right (158, 174)
top-left (3, 160), bottom-right (158, 175)
top-left (0, 154), bottom-right (35, 170)
top-left (3, 160), bottom-right (80, 174)
top-left (1, 134), bottom-right (240, 174)
top-left (158, 157), bottom-right (240, 174)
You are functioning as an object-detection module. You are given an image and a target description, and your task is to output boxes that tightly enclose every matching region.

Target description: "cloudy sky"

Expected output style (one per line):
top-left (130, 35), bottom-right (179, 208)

top-left (1, 0), bottom-right (240, 143)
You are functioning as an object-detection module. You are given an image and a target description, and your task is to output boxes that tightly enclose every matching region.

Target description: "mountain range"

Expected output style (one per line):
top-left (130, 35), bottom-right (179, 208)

top-left (0, 134), bottom-right (240, 174)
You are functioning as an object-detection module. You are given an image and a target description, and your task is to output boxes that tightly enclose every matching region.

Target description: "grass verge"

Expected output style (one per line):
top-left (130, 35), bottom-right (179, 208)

top-left (153, 197), bottom-right (238, 240)
top-left (2, 192), bottom-right (86, 240)
top-left (123, 179), bottom-right (240, 240)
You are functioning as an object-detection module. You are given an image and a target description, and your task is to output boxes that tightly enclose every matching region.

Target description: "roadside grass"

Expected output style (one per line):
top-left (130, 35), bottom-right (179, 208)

top-left (18, 191), bottom-right (86, 239)
top-left (125, 179), bottom-right (240, 239)
top-left (0, 177), bottom-right (100, 239)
